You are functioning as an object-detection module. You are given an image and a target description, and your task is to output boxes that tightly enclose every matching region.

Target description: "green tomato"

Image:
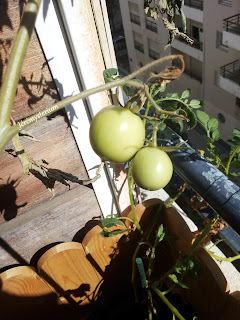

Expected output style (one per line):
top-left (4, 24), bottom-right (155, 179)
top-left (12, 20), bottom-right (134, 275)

top-left (89, 105), bottom-right (145, 163)
top-left (132, 147), bottom-right (173, 191)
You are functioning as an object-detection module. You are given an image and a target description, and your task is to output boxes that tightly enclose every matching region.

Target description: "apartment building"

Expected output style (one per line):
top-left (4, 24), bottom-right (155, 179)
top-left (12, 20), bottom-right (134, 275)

top-left (118, 0), bottom-right (240, 142)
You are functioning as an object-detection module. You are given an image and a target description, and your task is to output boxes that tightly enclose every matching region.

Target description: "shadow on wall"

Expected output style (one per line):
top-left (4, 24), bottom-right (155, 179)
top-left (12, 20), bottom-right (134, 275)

top-left (0, 178), bottom-right (27, 221)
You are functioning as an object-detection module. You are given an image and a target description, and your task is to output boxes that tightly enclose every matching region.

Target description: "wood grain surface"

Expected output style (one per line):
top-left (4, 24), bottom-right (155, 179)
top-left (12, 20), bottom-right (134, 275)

top-left (0, 184), bottom-right (102, 269)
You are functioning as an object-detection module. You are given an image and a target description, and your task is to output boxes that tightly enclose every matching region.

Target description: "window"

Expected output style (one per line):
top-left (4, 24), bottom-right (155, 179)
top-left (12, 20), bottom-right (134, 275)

top-left (133, 32), bottom-right (144, 53)
top-left (146, 19), bottom-right (157, 33)
top-left (129, 1), bottom-right (140, 25)
top-left (148, 38), bottom-right (160, 60)
top-left (192, 26), bottom-right (200, 41)
top-left (218, 0), bottom-right (232, 7)
top-left (216, 31), bottom-right (228, 51)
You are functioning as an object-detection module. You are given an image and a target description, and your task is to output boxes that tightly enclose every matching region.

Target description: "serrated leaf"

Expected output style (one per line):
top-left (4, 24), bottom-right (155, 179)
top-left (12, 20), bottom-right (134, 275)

top-left (208, 118), bottom-right (218, 132)
top-left (181, 89), bottom-right (191, 99)
top-left (102, 218), bottom-right (124, 228)
top-left (159, 122), bottom-right (166, 131)
top-left (189, 99), bottom-right (202, 109)
top-left (212, 129), bottom-right (221, 142)
top-left (196, 110), bottom-right (209, 127)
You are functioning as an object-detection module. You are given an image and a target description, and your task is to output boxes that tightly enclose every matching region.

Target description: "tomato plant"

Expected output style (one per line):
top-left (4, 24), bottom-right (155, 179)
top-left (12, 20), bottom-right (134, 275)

top-left (89, 105), bottom-right (145, 163)
top-left (132, 147), bottom-right (173, 191)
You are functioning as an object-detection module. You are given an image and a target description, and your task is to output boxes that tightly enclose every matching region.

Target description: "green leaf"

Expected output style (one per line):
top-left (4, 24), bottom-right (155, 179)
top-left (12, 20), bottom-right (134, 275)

top-left (103, 68), bottom-right (119, 83)
top-left (233, 128), bottom-right (240, 139)
top-left (168, 274), bottom-right (188, 288)
top-left (189, 99), bottom-right (202, 109)
top-left (208, 118), bottom-right (218, 132)
top-left (101, 218), bottom-right (124, 228)
top-left (212, 129), bottom-right (221, 142)
top-left (168, 273), bottom-right (179, 284)
top-left (166, 92), bottom-right (179, 99)
top-left (100, 228), bottom-right (132, 238)
top-left (178, 120), bottom-right (184, 132)
top-left (187, 109), bottom-right (198, 130)
top-left (181, 89), bottom-right (191, 100)
top-left (159, 122), bottom-right (167, 131)
top-left (154, 224), bottom-right (165, 247)
top-left (196, 110), bottom-right (209, 128)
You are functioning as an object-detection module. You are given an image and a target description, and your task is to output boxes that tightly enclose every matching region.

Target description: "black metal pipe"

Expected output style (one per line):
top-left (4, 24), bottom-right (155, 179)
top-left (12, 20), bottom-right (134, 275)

top-left (155, 126), bottom-right (240, 235)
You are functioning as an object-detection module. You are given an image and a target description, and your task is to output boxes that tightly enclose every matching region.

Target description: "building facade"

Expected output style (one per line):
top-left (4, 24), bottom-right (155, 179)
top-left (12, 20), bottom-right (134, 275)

top-left (119, 0), bottom-right (240, 142)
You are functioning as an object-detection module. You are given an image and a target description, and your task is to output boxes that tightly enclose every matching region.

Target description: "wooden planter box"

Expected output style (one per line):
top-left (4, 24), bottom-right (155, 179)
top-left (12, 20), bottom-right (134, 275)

top-left (0, 199), bottom-right (240, 319)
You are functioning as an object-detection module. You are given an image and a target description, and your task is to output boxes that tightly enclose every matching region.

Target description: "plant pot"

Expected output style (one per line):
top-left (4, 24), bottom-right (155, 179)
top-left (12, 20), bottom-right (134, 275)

top-left (0, 199), bottom-right (239, 319)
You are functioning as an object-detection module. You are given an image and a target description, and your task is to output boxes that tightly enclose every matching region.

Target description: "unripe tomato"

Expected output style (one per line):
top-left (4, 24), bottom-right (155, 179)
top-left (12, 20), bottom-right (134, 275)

top-left (132, 147), bottom-right (173, 190)
top-left (89, 105), bottom-right (145, 163)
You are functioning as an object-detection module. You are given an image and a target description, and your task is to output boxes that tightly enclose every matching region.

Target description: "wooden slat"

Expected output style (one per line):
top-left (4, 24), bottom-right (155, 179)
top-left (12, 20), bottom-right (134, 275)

top-left (0, 184), bottom-right (102, 269)
top-left (0, 0), bottom-right (59, 121)
top-left (0, 114), bottom-right (89, 222)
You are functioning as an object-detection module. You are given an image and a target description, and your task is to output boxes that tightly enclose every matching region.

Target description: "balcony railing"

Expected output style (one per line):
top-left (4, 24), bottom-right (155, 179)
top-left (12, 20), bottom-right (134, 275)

top-left (146, 20), bottom-right (157, 33)
top-left (177, 36), bottom-right (203, 51)
top-left (184, 0), bottom-right (203, 10)
top-left (149, 49), bottom-right (160, 60)
top-left (223, 13), bottom-right (240, 35)
top-left (220, 60), bottom-right (240, 85)
top-left (134, 41), bottom-right (144, 53)
top-left (130, 13), bottom-right (141, 25)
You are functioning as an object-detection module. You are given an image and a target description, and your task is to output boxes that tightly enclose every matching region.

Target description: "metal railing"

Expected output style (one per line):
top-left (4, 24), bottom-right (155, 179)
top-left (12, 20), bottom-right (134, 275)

top-left (149, 49), bottom-right (160, 60)
top-left (223, 13), bottom-right (240, 35)
top-left (220, 60), bottom-right (240, 85)
top-left (184, 0), bottom-right (203, 10)
top-left (146, 20), bottom-right (157, 33)
top-left (134, 41), bottom-right (144, 53)
top-left (130, 13), bottom-right (141, 25)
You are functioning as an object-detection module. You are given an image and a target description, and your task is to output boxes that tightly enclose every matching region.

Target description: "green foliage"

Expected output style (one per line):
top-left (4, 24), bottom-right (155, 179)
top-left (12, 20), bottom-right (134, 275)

top-left (101, 217), bottom-right (124, 228)
top-left (175, 255), bottom-right (203, 281)
top-left (168, 273), bottom-right (189, 289)
top-left (103, 68), bottom-right (120, 83)
top-left (100, 228), bottom-right (132, 238)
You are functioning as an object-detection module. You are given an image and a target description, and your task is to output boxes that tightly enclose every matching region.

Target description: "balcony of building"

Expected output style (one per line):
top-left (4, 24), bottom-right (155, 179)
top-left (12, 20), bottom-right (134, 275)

top-left (222, 14), bottom-right (240, 51)
top-left (216, 60), bottom-right (240, 98)
top-left (176, 0), bottom-right (203, 23)
top-left (171, 36), bottom-right (203, 62)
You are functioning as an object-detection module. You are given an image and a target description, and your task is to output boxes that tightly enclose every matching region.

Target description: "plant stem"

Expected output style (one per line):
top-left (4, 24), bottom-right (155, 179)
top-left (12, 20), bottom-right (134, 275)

top-left (151, 284), bottom-right (186, 320)
top-left (0, 0), bottom-right (42, 130)
top-left (166, 183), bottom-right (188, 208)
top-left (144, 87), bottom-right (188, 121)
top-left (127, 162), bottom-right (143, 235)
top-left (152, 121), bottom-right (159, 147)
top-left (225, 145), bottom-right (240, 176)
top-left (0, 55), bottom-right (184, 152)
top-left (11, 134), bottom-right (31, 175)
top-left (203, 247), bottom-right (240, 263)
